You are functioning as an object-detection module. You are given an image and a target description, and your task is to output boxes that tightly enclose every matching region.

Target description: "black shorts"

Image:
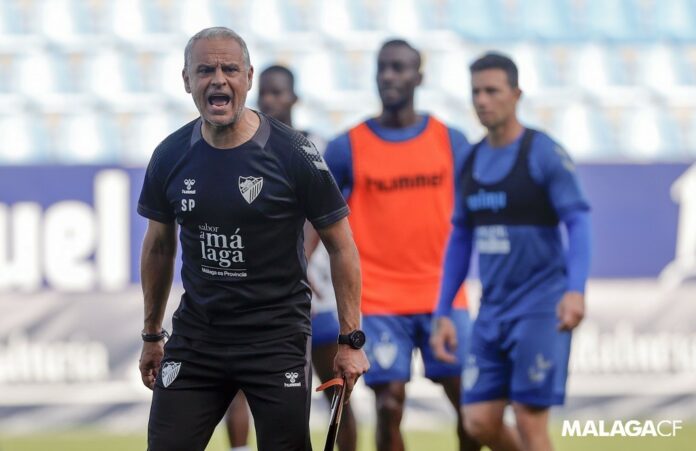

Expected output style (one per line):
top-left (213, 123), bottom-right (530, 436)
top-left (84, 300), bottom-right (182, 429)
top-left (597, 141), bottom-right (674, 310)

top-left (147, 332), bottom-right (312, 451)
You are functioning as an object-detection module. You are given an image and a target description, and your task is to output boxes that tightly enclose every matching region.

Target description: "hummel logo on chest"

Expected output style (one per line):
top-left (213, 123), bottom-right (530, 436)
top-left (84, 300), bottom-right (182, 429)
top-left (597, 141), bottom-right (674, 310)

top-left (182, 178), bottom-right (196, 194)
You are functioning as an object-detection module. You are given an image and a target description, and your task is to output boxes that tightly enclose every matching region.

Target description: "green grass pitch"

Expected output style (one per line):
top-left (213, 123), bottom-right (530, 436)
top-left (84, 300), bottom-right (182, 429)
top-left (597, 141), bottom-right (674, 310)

top-left (1, 424), bottom-right (695, 450)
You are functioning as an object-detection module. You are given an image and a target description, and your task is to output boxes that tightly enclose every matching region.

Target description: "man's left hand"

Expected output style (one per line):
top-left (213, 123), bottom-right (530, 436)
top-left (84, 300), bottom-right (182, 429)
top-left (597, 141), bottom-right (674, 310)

top-left (334, 346), bottom-right (370, 402)
top-left (556, 291), bottom-right (585, 331)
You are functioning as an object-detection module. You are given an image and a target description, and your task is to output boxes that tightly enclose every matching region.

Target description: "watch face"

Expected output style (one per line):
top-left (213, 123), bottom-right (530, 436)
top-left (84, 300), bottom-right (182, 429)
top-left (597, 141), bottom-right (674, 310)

top-left (350, 330), bottom-right (366, 349)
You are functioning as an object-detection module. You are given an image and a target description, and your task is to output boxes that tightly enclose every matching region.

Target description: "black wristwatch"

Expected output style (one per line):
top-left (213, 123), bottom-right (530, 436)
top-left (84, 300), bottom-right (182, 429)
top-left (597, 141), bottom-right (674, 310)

top-left (337, 330), bottom-right (366, 350)
top-left (141, 328), bottom-right (170, 342)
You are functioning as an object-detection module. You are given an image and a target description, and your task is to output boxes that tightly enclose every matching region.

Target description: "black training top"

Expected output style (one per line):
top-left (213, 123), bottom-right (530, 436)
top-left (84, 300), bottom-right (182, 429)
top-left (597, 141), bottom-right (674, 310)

top-left (138, 113), bottom-right (349, 344)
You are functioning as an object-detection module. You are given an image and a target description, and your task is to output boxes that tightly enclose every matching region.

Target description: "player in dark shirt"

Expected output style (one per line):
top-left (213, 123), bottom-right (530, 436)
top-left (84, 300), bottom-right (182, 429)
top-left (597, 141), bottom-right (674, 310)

top-left (137, 27), bottom-right (369, 451)
top-left (223, 65), bottom-right (358, 451)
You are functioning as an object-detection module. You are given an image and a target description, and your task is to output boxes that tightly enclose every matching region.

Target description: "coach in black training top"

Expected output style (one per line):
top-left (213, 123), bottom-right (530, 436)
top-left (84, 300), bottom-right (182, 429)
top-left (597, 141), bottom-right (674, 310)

top-left (137, 27), bottom-right (369, 451)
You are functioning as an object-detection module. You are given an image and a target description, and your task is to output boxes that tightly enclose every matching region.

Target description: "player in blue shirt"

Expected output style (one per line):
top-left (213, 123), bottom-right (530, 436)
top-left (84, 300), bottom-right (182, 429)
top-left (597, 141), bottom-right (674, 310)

top-left (137, 27), bottom-right (369, 451)
top-left (431, 53), bottom-right (591, 451)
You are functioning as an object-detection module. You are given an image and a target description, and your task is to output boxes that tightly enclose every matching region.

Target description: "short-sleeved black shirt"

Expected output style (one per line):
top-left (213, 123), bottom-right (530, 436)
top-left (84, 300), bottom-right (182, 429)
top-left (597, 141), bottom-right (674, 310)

top-left (138, 113), bottom-right (349, 343)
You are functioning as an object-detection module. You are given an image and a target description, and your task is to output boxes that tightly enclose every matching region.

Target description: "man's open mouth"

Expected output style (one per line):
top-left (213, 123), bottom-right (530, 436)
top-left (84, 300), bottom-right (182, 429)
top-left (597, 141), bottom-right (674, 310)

top-left (208, 94), bottom-right (231, 106)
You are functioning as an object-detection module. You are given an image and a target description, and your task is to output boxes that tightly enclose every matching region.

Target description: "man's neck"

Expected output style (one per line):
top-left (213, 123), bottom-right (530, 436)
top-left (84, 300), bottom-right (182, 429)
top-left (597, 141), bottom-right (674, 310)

top-left (277, 113), bottom-right (293, 128)
top-left (376, 106), bottom-right (419, 129)
top-left (487, 117), bottom-right (524, 148)
top-left (202, 109), bottom-right (260, 149)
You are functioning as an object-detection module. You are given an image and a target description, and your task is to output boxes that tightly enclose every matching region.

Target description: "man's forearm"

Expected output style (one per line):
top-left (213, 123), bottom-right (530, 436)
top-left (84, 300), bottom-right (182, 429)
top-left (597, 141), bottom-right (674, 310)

top-left (329, 241), bottom-right (362, 333)
top-left (142, 255), bottom-right (174, 333)
top-left (435, 224), bottom-right (473, 318)
top-left (141, 225), bottom-right (177, 333)
top-left (562, 209), bottom-right (591, 293)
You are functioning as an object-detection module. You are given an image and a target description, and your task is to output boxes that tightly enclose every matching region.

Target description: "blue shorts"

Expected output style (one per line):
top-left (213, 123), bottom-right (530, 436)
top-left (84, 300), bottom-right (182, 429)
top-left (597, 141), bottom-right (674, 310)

top-left (462, 314), bottom-right (571, 407)
top-left (363, 309), bottom-right (471, 386)
top-left (312, 311), bottom-right (339, 347)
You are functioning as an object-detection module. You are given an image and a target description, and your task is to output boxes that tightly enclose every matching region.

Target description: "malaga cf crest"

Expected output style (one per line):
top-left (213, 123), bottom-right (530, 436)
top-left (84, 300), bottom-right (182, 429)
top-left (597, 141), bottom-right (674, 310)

top-left (161, 361), bottom-right (181, 388)
top-left (239, 176), bottom-right (263, 204)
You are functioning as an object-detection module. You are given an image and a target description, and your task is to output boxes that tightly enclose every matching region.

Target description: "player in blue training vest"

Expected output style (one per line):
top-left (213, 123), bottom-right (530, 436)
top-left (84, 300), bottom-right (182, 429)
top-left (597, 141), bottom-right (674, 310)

top-left (431, 53), bottom-right (591, 451)
top-left (137, 27), bottom-right (368, 451)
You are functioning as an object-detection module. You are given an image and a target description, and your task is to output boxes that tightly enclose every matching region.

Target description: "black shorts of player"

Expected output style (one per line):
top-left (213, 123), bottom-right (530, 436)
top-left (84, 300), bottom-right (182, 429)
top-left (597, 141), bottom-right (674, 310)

top-left (147, 332), bottom-right (312, 451)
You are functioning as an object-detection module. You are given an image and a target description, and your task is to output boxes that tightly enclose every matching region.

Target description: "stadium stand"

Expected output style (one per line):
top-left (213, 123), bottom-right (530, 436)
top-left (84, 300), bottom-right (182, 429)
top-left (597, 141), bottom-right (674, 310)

top-left (1, 0), bottom-right (695, 164)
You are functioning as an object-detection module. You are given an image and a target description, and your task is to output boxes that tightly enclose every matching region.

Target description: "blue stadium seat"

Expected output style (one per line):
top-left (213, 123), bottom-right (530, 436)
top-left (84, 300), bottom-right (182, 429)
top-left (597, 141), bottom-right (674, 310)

top-left (620, 105), bottom-right (681, 160)
top-left (206, 0), bottom-right (252, 33)
top-left (529, 45), bottom-right (569, 87)
top-left (346, 0), bottom-right (383, 31)
top-left (640, 45), bottom-right (680, 92)
top-left (674, 45), bottom-right (696, 85)
top-left (249, 0), bottom-right (284, 39)
top-left (451, 0), bottom-right (517, 41)
top-left (415, 0), bottom-right (454, 30)
top-left (428, 48), bottom-right (472, 101)
top-left (657, 0), bottom-right (696, 41)
top-left (140, 0), bottom-right (175, 34)
top-left (555, 103), bottom-right (614, 160)
top-left (584, 0), bottom-right (647, 42)
top-left (0, 115), bottom-right (49, 163)
top-left (384, 0), bottom-right (423, 35)
top-left (87, 48), bottom-right (130, 101)
top-left (37, 0), bottom-right (77, 41)
top-left (57, 112), bottom-right (119, 163)
top-left (123, 112), bottom-right (175, 163)
top-left (181, 0), bottom-right (225, 36)
top-left (0, 0), bottom-right (22, 34)
top-left (0, 51), bottom-right (18, 94)
top-left (48, 50), bottom-right (89, 94)
top-left (109, 0), bottom-right (146, 39)
top-left (294, 50), bottom-right (337, 100)
top-left (520, 0), bottom-right (583, 41)
top-left (331, 49), bottom-right (374, 91)
top-left (572, 44), bottom-right (619, 92)
top-left (17, 50), bottom-right (57, 99)
top-left (37, 0), bottom-right (105, 37)
top-left (158, 52), bottom-right (191, 104)
top-left (279, 0), bottom-right (315, 32)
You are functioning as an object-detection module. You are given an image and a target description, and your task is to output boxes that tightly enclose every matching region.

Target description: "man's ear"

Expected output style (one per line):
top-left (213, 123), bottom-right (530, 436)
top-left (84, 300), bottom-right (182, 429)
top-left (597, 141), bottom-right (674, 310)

top-left (183, 68), bottom-right (191, 94)
top-left (247, 65), bottom-right (254, 91)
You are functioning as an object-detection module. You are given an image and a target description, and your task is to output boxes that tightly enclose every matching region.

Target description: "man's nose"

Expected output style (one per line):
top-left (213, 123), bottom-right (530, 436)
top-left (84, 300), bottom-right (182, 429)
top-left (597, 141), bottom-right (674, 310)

top-left (379, 67), bottom-right (396, 83)
top-left (211, 66), bottom-right (226, 86)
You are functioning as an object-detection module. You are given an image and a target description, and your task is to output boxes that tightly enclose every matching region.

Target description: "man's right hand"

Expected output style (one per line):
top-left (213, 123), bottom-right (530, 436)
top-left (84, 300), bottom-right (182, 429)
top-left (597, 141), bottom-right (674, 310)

top-left (430, 316), bottom-right (458, 364)
top-left (139, 341), bottom-right (165, 390)
top-left (334, 346), bottom-right (370, 402)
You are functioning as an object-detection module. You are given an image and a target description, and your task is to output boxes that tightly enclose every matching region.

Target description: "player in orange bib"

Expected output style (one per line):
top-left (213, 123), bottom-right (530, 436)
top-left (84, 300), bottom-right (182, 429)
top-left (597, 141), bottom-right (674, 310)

top-left (324, 39), bottom-right (479, 451)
